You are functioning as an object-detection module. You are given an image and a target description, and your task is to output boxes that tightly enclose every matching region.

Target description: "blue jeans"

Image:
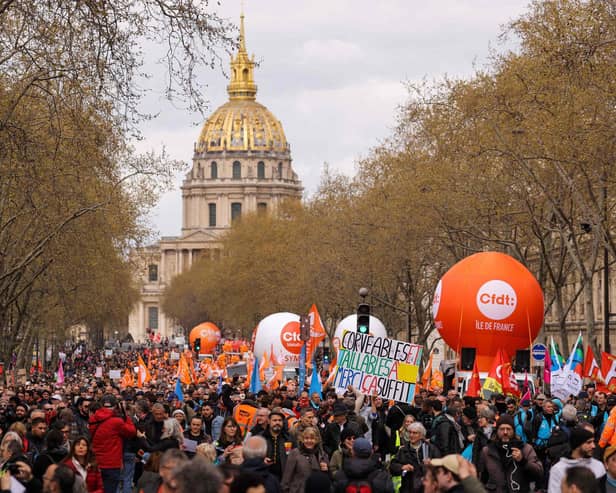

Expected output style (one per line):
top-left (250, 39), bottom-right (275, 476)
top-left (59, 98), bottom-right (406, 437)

top-left (101, 468), bottom-right (122, 493)
top-left (119, 453), bottom-right (136, 493)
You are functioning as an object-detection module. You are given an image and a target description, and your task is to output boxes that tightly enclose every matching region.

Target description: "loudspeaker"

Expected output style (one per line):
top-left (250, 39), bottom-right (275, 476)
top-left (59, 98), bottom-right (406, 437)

top-left (460, 347), bottom-right (476, 371)
top-left (514, 349), bottom-right (531, 372)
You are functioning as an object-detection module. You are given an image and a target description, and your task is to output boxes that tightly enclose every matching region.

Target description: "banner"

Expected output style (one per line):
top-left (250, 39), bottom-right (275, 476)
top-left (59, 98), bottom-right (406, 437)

top-left (602, 352), bottom-right (616, 393)
top-left (333, 332), bottom-right (422, 404)
top-left (552, 334), bottom-right (584, 401)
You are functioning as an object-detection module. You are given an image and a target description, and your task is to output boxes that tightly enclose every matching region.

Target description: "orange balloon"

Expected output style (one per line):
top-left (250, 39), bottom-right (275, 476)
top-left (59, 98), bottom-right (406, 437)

top-left (189, 322), bottom-right (221, 354)
top-left (432, 252), bottom-right (544, 371)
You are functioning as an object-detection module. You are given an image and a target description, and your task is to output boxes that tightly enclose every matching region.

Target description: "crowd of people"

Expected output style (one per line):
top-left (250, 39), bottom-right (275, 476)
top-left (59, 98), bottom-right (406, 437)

top-left (0, 345), bottom-right (612, 493)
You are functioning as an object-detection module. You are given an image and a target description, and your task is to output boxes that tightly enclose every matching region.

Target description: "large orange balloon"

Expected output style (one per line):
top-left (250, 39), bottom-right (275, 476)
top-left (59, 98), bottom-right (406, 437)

top-left (189, 322), bottom-right (221, 354)
top-left (432, 252), bottom-right (544, 371)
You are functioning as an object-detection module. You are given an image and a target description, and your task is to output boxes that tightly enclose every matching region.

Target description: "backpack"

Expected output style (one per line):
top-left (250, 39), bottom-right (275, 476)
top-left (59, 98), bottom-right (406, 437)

top-left (345, 469), bottom-right (379, 493)
top-left (345, 480), bottom-right (373, 493)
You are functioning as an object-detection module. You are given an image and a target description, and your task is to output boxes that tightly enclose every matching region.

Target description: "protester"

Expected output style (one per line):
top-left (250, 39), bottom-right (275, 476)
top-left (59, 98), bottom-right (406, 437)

top-left (332, 437), bottom-right (394, 493)
top-left (62, 436), bottom-right (104, 493)
top-left (560, 465), bottom-right (599, 493)
top-left (280, 427), bottom-right (328, 493)
top-left (547, 426), bottom-right (605, 493)
top-left (391, 422), bottom-right (440, 493)
top-left (478, 413), bottom-right (543, 492)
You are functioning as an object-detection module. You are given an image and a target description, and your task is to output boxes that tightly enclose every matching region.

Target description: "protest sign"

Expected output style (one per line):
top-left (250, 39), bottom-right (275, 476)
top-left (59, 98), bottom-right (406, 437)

top-left (334, 332), bottom-right (422, 404)
top-left (109, 370), bottom-right (122, 380)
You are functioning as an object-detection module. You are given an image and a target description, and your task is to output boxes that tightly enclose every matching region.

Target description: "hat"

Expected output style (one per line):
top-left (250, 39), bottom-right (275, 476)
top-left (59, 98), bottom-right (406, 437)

top-left (569, 427), bottom-right (594, 450)
top-left (430, 455), bottom-right (460, 476)
top-left (535, 393), bottom-right (547, 401)
top-left (352, 437), bottom-right (372, 458)
top-left (521, 399), bottom-right (531, 407)
top-left (332, 402), bottom-right (347, 417)
top-left (340, 426), bottom-right (359, 442)
top-left (172, 409), bottom-right (185, 417)
top-left (604, 445), bottom-right (616, 462)
top-left (102, 394), bottom-right (117, 408)
top-left (51, 394), bottom-right (62, 401)
top-left (495, 414), bottom-right (515, 431)
top-left (462, 407), bottom-right (477, 421)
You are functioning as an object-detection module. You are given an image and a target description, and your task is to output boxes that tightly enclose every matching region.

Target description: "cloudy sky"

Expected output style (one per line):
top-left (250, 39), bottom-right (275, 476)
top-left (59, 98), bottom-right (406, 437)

top-left (136, 0), bottom-right (531, 237)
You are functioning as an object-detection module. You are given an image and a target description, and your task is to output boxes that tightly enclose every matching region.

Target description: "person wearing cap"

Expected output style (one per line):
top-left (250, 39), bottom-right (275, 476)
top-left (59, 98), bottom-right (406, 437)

top-left (478, 413), bottom-right (543, 492)
top-left (547, 425), bottom-right (605, 493)
top-left (89, 394), bottom-right (136, 493)
top-left (599, 444), bottom-right (616, 492)
top-left (332, 437), bottom-right (394, 493)
top-left (429, 454), bottom-right (488, 493)
top-left (322, 402), bottom-right (349, 458)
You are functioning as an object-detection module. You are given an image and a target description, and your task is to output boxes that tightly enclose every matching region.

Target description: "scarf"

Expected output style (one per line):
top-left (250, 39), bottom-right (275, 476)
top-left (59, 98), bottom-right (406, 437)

top-left (446, 413), bottom-right (465, 449)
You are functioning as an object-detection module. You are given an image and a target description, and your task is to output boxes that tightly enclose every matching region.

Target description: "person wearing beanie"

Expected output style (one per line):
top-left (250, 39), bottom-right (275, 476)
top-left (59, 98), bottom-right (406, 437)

top-left (599, 445), bottom-right (616, 493)
top-left (332, 437), bottom-right (394, 493)
top-left (547, 425), bottom-right (606, 493)
top-left (478, 409), bottom-right (543, 493)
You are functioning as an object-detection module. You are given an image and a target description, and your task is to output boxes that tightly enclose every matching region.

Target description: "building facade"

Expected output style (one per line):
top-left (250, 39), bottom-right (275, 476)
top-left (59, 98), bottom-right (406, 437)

top-left (128, 15), bottom-right (303, 342)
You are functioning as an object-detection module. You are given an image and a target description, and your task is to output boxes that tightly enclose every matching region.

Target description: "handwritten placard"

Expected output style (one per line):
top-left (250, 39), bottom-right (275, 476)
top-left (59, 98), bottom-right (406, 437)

top-left (334, 332), bottom-right (422, 404)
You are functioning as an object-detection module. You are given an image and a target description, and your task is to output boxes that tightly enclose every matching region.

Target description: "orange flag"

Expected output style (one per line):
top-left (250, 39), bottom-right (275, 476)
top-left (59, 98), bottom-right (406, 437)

top-left (466, 359), bottom-right (481, 397)
top-left (178, 354), bottom-right (193, 385)
top-left (306, 304), bottom-right (327, 364)
top-left (259, 350), bottom-right (270, 382)
top-left (421, 352), bottom-right (433, 389)
top-left (137, 355), bottom-right (151, 388)
top-left (266, 366), bottom-right (283, 391)
top-left (270, 344), bottom-right (281, 367)
top-left (121, 368), bottom-right (134, 388)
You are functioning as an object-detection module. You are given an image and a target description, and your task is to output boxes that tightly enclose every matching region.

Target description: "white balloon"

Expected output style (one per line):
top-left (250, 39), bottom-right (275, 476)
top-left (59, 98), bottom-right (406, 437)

top-left (253, 312), bottom-right (301, 367)
top-left (332, 314), bottom-right (388, 355)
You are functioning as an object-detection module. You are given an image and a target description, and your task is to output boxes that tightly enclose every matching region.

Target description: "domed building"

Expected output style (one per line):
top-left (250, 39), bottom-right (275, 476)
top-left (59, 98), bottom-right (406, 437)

top-left (128, 15), bottom-right (303, 342)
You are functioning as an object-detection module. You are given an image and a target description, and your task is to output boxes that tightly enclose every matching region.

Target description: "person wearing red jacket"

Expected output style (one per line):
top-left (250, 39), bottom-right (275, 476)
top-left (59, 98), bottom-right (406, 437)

top-left (89, 395), bottom-right (136, 493)
top-left (63, 436), bottom-right (104, 493)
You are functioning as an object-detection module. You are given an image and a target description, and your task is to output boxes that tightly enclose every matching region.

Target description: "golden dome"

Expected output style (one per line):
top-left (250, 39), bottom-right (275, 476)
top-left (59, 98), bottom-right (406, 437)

top-left (196, 14), bottom-right (288, 154)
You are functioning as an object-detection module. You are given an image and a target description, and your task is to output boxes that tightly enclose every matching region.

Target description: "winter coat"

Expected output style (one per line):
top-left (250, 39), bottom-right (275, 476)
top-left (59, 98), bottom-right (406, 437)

top-left (261, 429), bottom-right (295, 480)
top-left (88, 407), bottom-right (136, 469)
top-left (33, 448), bottom-right (67, 480)
top-left (478, 441), bottom-right (543, 493)
top-left (333, 455), bottom-right (394, 493)
top-left (241, 457), bottom-right (282, 493)
top-left (599, 406), bottom-right (616, 448)
top-left (431, 413), bottom-right (462, 456)
top-left (63, 457), bottom-right (104, 493)
top-left (547, 457), bottom-right (605, 493)
top-left (328, 447), bottom-right (352, 477)
top-left (390, 441), bottom-right (440, 493)
top-left (280, 446), bottom-right (327, 493)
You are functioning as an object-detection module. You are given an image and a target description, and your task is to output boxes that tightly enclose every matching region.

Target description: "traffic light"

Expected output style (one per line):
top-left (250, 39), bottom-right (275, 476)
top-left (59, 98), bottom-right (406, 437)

top-left (194, 337), bottom-right (201, 352)
top-left (357, 303), bottom-right (370, 334)
top-left (299, 315), bottom-right (310, 342)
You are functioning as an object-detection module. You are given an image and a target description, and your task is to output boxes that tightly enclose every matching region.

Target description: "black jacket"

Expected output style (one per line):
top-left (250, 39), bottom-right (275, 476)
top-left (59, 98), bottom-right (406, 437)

top-left (241, 457), bottom-right (282, 493)
top-left (390, 441), bottom-right (440, 493)
top-left (333, 455), bottom-right (394, 493)
top-left (431, 413), bottom-right (462, 456)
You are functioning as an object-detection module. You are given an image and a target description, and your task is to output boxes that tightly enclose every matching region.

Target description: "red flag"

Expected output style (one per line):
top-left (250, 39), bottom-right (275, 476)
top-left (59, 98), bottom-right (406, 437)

top-left (501, 350), bottom-right (520, 398)
top-left (584, 346), bottom-right (604, 383)
top-left (601, 352), bottom-right (616, 392)
top-left (466, 359), bottom-right (481, 397)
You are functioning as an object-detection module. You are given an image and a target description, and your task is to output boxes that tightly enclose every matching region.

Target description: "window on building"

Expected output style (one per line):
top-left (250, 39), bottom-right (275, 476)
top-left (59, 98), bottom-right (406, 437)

top-left (208, 203), bottom-right (217, 227)
top-left (278, 162), bottom-right (283, 179)
top-left (257, 161), bottom-right (265, 179)
top-left (233, 161), bottom-right (242, 179)
top-left (231, 202), bottom-right (242, 221)
top-left (210, 161), bottom-right (218, 179)
top-left (148, 307), bottom-right (159, 330)
top-left (257, 202), bottom-right (267, 214)
top-left (148, 264), bottom-right (158, 282)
